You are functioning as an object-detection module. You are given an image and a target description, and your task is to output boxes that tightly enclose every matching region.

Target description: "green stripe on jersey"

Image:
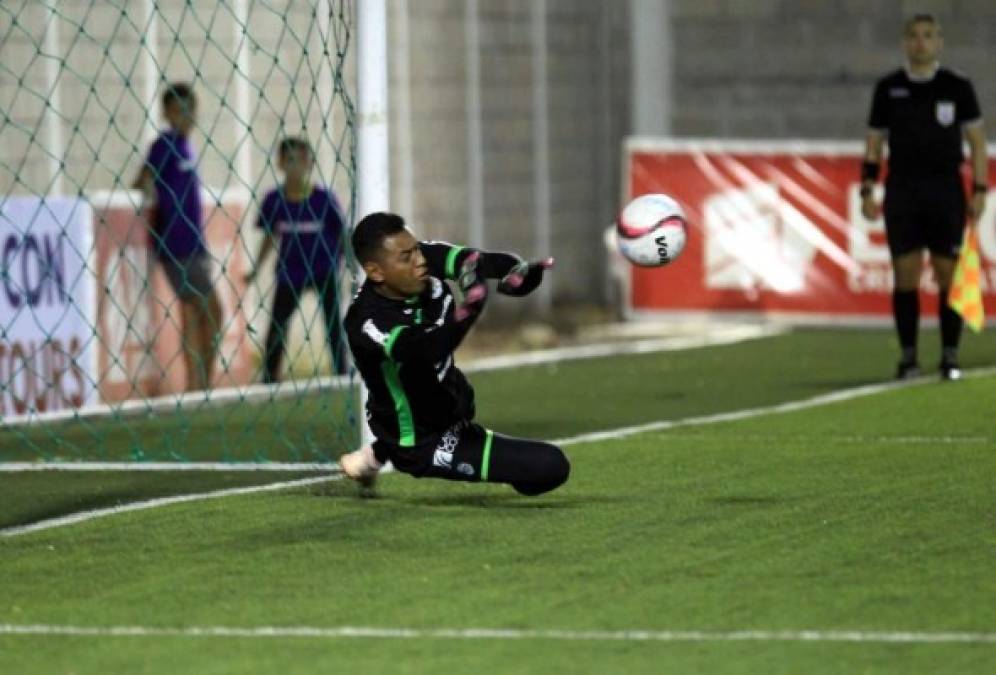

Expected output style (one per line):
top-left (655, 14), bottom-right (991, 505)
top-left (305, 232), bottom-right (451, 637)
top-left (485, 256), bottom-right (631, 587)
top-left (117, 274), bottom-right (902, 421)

top-left (383, 326), bottom-right (406, 358)
top-left (481, 429), bottom-right (494, 481)
top-left (380, 360), bottom-right (415, 447)
top-left (445, 246), bottom-right (465, 280)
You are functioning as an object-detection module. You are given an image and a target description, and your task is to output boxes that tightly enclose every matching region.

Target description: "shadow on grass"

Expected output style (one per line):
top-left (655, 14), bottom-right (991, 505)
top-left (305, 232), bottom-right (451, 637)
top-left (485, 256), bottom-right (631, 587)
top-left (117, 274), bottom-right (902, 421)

top-left (788, 375), bottom-right (889, 391)
top-left (0, 489), bottom-right (165, 530)
top-left (306, 481), bottom-right (627, 509)
top-left (706, 495), bottom-right (788, 507)
top-left (381, 492), bottom-right (626, 509)
top-left (2, 473), bottom-right (328, 531)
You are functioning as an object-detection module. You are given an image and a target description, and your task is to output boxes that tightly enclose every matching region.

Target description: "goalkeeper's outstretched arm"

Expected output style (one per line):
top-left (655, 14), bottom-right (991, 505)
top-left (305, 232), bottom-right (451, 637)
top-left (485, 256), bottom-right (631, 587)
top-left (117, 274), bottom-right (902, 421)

top-left (420, 241), bottom-right (554, 297)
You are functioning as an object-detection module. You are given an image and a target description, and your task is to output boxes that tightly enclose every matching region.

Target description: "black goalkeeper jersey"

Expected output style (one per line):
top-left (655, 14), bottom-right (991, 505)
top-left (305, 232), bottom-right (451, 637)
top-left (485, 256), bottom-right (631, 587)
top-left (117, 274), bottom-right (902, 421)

top-left (867, 66), bottom-right (982, 179)
top-left (344, 242), bottom-right (517, 448)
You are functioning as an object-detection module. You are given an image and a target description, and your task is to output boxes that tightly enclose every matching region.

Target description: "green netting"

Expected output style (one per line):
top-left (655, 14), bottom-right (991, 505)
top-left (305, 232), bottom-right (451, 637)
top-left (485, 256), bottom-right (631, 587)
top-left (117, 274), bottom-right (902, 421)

top-left (0, 1), bottom-right (359, 463)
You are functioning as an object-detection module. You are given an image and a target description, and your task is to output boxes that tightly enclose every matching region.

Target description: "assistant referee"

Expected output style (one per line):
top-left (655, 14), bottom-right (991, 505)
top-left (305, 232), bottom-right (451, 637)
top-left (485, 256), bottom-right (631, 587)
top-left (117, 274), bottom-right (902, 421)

top-left (861, 13), bottom-right (988, 380)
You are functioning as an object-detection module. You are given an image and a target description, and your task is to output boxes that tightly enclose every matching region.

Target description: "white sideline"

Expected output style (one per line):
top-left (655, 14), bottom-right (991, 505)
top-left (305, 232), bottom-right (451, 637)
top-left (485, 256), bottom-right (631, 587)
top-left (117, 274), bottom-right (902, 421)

top-left (646, 433), bottom-right (991, 445)
top-left (1, 325), bottom-right (781, 472)
top-left (0, 623), bottom-right (994, 645)
top-left (4, 366), bottom-right (994, 539)
top-left (0, 462), bottom-right (338, 473)
top-left (0, 374), bottom-right (353, 428)
top-left (0, 475), bottom-right (342, 538)
top-left (5, 355), bottom-right (985, 474)
top-left (463, 324), bottom-right (783, 372)
top-left (553, 366), bottom-right (996, 448)
top-left (0, 324), bottom-right (781, 428)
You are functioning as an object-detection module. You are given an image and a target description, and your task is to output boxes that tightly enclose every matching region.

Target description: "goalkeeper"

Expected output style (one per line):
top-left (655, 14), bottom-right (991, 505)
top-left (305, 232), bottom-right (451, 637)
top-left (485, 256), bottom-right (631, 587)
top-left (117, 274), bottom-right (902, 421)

top-left (339, 212), bottom-right (569, 496)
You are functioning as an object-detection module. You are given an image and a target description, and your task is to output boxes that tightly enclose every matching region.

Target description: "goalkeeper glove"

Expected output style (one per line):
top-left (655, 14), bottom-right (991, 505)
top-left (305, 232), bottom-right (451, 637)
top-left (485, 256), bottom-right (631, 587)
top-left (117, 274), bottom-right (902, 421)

top-left (497, 257), bottom-right (555, 297)
top-left (454, 251), bottom-right (488, 321)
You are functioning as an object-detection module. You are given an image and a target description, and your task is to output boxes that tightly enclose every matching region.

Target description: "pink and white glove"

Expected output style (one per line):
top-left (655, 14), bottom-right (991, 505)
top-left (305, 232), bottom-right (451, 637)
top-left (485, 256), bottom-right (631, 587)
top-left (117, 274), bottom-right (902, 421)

top-left (497, 257), bottom-right (555, 297)
top-left (454, 251), bottom-right (488, 321)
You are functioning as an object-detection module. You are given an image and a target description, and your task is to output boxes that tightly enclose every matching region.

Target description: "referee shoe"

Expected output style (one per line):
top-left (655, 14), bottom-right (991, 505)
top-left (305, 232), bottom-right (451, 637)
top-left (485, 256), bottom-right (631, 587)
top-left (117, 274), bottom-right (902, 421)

top-left (940, 359), bottom-right (962, 381)
top-left (896, 359), bottom-right (921, 380)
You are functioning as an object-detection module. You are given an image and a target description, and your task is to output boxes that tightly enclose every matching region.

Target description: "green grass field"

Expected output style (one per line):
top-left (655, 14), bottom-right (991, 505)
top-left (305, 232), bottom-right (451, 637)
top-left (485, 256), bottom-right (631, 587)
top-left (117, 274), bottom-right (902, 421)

top-left (2, 328), bottom-right (995, 674)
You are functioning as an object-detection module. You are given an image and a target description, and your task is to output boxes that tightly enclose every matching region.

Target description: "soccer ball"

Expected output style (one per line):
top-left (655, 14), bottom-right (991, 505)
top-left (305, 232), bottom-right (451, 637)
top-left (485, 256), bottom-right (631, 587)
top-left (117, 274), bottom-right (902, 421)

top-left (615, 193), bottom-right (688, 267)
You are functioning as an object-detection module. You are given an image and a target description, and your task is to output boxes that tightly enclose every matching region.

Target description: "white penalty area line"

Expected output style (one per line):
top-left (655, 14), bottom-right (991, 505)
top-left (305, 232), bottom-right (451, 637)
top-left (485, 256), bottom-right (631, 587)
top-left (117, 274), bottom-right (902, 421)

top-left (9, 350), bottom-right (992, 474)
top-left (4, 366), bottom-right (994, 539)
top-left (0, 624), bottom-right (994, 645)
top-left (552, 366), bottom-right (996, 448)
top-left (0, 475), bottom-right (343, 538)
top-left (0, 324), bottom-right (782, 473)
top-left (0, 462), bottom-right (338, 473)
top-left (463, 324), bottom-right (785, 373)
top-left (0, 324), bottom-right (780, 429)
top-left (0, 373), bottom-right (355, 428)
top-left (650, 433), bottom-right (992, 445)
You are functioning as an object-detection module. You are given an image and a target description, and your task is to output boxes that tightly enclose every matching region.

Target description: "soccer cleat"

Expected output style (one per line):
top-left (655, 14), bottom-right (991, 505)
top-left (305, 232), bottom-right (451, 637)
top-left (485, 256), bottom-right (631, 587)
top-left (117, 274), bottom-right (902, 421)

top-left (895, 360), bottom-right (921, 380)
top-left (939, 360), bottom-right (962, 381)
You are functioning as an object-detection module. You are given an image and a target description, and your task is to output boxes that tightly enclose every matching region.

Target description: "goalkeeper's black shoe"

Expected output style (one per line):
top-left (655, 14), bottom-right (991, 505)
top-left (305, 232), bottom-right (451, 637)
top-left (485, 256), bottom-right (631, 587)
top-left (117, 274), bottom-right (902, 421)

top-left (939, 359), bottom-right (962, 381)
top-left (896, 359), bottom-right (921, 380)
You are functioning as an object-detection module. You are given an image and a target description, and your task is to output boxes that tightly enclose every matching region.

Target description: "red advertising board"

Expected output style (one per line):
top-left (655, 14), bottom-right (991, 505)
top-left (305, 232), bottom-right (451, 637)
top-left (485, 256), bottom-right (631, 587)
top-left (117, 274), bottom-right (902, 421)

top-left (623, 139), bottom-right (996, 323)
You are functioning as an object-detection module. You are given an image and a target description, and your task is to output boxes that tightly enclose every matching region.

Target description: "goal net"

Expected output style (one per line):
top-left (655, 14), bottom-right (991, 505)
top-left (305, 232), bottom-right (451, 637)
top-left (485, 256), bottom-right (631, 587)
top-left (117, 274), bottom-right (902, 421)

top-left (0, 1), bottom-right (359, 464)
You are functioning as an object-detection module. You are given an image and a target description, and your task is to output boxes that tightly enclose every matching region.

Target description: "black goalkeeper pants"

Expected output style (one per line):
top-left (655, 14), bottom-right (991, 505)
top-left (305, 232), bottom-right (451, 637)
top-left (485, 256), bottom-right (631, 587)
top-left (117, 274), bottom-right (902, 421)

top-left (373, 422), bottom-right (570, 496)
top-left (263, 278), bottom-right (347, 382)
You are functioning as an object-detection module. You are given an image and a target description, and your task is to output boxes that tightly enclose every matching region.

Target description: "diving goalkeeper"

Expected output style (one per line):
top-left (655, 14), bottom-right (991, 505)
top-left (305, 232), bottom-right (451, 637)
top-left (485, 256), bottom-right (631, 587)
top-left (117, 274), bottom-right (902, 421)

top-left (339, 212), bottom-right (569, 496)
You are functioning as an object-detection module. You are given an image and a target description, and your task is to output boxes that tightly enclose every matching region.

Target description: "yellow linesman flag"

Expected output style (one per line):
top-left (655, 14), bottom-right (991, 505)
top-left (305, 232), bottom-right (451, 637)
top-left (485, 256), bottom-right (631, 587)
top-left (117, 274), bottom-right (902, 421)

top-left (948, 227), bottom-right (985, 332)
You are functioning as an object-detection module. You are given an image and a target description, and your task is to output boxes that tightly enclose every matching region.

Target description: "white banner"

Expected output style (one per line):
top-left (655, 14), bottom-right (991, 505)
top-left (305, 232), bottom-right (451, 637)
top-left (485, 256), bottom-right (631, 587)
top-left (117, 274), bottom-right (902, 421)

top-left (1, 197), bottom-right (96, 417)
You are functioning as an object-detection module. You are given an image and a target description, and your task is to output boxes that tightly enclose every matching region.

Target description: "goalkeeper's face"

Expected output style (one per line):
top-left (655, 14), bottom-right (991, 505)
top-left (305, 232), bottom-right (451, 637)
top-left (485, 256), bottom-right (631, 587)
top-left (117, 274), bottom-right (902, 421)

top-left (365, 229), bottom-right (428, 298)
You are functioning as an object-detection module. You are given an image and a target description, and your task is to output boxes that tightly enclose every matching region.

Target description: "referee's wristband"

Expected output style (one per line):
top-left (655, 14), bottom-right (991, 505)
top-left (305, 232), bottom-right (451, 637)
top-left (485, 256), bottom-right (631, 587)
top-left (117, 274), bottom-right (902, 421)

top-left (973, 183), bottom-right (988, 195)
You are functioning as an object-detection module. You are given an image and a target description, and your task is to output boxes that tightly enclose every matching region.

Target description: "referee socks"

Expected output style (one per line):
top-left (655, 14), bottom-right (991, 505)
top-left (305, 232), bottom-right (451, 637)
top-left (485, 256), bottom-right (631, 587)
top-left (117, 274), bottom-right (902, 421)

top-left (938, 287), bottom-right (964, 354)
top-left (893, 289), bottom-right (919, 355)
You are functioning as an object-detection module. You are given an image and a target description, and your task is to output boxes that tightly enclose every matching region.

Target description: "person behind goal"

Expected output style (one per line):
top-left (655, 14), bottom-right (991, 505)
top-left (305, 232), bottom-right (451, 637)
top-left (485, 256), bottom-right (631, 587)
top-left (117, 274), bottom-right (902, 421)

top-left (133, 82), bottom-right (223, 391)
top-left (244, 136), bottom-right (349, 381)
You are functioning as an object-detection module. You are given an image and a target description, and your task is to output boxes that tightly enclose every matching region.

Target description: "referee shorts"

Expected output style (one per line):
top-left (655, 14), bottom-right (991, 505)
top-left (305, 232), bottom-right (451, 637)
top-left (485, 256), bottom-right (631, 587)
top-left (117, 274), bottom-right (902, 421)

top-left (883, 175), bottom-right (966, 259)
top-left (373, 421), bottom-right (570, 495)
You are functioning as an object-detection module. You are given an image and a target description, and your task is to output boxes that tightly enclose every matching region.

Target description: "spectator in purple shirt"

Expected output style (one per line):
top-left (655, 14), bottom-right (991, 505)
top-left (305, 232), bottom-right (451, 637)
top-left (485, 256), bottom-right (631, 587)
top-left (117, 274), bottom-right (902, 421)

top-left (245, 137), bottom-right (348, 381)
top-left (132, 82), bottom-right (222, 392)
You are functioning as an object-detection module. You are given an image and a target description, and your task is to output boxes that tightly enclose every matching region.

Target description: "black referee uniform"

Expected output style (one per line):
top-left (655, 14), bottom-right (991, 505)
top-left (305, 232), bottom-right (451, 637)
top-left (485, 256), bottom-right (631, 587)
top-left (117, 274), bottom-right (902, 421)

top-left (344, 242), bottom-right (569, 495)
top-left (866, 65), bottom-right (984, 377)
top-left (868, 67), bottom-right (981, 257)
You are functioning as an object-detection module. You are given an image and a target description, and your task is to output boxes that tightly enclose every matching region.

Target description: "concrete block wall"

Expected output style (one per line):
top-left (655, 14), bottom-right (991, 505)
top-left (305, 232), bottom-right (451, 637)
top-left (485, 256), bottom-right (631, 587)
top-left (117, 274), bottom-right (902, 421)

top-left (389, 0), bottom-right (631, 305)
top-left (0, 1), bottom-right (354, 202)
top-left (388, 0), bottom-right (994, 309)
top-left (669, 0), bottom-right (995, 139)
top-left (0, 1), bottom-right (356, 379)
top-left (5, 0), bottom-right (991, 317)
top-left (3, 1), bottom-right (632, 308)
